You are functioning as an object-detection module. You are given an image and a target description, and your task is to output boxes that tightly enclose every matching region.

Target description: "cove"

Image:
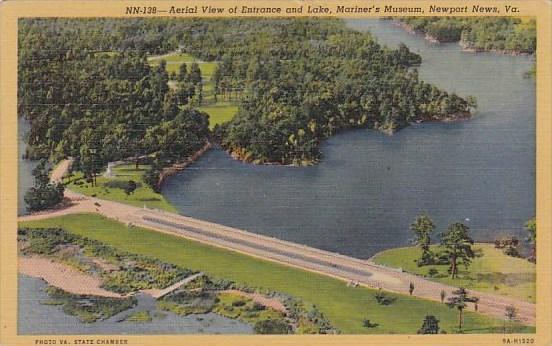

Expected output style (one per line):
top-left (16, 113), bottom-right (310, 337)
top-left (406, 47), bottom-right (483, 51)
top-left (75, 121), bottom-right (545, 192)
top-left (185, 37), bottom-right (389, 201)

top-left (162, 19), bottom-right (535, 259)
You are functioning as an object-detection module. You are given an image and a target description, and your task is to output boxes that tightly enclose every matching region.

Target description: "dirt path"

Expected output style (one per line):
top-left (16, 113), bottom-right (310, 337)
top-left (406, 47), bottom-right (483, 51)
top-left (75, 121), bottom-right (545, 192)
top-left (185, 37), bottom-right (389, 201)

top-left (18, 256), bottom-right (123, 298)
top-left (142, 273), bottom-right (204, 299)
top-left (18, 190), bottom-right (536, 325)
top-left (50, 158), bottom-right (73, 183)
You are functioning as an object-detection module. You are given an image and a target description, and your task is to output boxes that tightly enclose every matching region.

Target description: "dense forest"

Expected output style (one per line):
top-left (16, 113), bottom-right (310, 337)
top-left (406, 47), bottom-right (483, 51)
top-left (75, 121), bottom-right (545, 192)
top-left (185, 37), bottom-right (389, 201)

top-left (208, 20), bottom-right (475, 164)
top-left (19, 19), bottom-right (210, 184)
top-left (399, 17), bottom-right (536, 54)
top-left (19, 18), bottom-right (475, 173)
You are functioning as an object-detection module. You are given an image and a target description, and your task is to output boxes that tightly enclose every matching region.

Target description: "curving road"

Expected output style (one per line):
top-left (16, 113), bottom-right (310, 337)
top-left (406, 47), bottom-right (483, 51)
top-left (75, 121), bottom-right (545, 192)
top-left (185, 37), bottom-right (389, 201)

top-left (18, 160), bottom-right (536, 325)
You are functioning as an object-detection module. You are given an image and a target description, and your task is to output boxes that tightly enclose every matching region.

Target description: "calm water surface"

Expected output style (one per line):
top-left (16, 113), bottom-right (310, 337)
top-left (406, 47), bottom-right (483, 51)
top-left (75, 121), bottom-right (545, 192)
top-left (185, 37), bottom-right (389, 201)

top-left (162, 19), bottom-right (535, 258)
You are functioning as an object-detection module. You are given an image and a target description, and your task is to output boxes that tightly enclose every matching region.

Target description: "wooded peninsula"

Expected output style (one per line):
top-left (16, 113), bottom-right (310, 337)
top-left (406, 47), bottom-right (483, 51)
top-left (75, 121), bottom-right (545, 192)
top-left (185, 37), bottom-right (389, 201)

top-left (19, 18), bottom-right (475, 183)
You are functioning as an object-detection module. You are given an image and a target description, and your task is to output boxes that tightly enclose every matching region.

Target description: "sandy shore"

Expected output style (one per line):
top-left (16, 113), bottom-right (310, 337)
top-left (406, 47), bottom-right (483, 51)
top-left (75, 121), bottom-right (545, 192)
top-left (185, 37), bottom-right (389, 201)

top-left (18, 256), bottom-right (123, 298)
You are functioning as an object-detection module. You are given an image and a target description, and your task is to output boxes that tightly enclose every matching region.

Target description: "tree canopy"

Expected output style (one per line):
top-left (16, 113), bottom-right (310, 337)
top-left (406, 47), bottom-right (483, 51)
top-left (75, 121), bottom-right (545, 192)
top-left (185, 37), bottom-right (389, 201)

top-left (400, 17), bottom-right (536, 54)
top-left (19, 19), bottom-right (211, 185)
top-left (19, 18), bottom-right (475, 171)
top-left (440, 223), bottom-right (475, 279)
top-left (24, 160), bottom-right (65, 212)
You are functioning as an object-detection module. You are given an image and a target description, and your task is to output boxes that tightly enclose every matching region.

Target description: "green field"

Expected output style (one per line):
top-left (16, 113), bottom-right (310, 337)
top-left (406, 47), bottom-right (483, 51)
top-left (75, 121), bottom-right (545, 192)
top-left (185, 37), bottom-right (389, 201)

top-left (20, 214), bottom-right (534, 334)
top-left (198, 102), bottom-right (239, 129)
top-left (66, 164), bottom-right (176, 212)
top-left (372, 244), bottom-right (536, 303)
top-left (148, 52), bottom-right (237, 127)
top-left (148, 52), bottom-right (218, 77)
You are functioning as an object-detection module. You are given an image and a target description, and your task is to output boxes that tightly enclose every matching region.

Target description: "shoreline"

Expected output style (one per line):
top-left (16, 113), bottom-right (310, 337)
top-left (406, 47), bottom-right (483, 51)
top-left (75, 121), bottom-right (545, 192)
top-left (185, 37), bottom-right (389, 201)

top-left (157, 141), bottom-right (212, 190)
top-left (222, 111), bottom-right (471, 167)
top-left (392, 20), bottom-right (534, 57)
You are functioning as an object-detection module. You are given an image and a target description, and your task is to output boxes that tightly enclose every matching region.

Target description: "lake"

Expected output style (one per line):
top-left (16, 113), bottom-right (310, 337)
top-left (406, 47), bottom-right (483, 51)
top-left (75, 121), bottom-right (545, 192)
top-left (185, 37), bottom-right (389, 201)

top-left (162, 19), bottom-right (536, 258)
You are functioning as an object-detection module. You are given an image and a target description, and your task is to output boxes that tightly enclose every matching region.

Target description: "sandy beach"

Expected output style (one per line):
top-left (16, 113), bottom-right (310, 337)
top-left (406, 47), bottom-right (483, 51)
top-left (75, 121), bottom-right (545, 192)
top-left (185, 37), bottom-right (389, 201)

top-left (18, 256), bottom-right (123, 298)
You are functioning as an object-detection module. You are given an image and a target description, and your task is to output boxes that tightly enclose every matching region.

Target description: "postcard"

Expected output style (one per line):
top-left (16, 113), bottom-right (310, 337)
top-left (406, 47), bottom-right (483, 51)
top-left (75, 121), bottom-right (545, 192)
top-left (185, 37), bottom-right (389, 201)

top-left (1, 1), bottom-right (550, 345)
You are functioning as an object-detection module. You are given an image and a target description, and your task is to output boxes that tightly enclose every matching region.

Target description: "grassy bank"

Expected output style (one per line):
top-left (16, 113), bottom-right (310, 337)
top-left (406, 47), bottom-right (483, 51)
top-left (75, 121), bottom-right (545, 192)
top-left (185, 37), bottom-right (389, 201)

top-left (20, 214), bottom-right (534, 334)
top-left (372, 244), bottom-right (535, 303)
top-left (66, 164), bottom-right (176, 212)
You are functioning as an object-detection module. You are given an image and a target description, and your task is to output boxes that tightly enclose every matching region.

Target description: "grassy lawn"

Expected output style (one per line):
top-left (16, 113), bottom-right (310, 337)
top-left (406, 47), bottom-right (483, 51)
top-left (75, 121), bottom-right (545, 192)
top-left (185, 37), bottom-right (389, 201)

top-left (66, 164), bottom-right (176, 212)
top-left (198, 102), bottom-right (239, 129)
top-left (19, 214), bottom-right (534, 334)
top-left (372, 244), bottom-right (536, 303)
top-left (148, 52), bottom-right (218, 76)
top-left (148, 52), bottom-right (236, 128)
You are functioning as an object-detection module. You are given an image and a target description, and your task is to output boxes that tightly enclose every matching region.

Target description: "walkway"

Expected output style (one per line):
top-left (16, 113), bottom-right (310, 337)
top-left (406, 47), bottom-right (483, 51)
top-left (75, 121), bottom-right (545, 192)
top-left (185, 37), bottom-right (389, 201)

top-left (142, 272), bottom-right (204, 299)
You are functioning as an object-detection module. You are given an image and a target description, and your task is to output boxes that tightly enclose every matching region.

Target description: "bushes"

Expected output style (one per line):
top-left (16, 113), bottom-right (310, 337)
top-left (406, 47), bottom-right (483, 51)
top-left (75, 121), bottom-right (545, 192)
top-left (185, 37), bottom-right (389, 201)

top-left (282, 296), bottom-right (338, 334)
top-left (104, 180), bottom-right (142, 190)
top-left (44, 286), bottom-right (136, 323)
top-left (24, 159), bottom-right (66, 212)
top-left (428, 268), bottom-right (439, 277)
top-left (19, 227), bottom-right (192, 294)
top-left (19, 228), bottom-right (77, 255)
top-left (363, 319), bottom-right (378, 328)
top-left (158, 290), bottom-right (218, 315)
top-left (417, 315), bottom-right (440, 334)
top-left (232, 299), bottom-right (246, 307)
top-left (374, 290), bottom-right (396, 305)
top-left (254, 319), bottom-right (292, 334)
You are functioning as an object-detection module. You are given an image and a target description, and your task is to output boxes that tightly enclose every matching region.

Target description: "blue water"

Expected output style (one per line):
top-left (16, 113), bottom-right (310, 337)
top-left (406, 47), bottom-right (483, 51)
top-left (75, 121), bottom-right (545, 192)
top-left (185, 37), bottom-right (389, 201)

top-left (162, 19), bottom-right (535, 258)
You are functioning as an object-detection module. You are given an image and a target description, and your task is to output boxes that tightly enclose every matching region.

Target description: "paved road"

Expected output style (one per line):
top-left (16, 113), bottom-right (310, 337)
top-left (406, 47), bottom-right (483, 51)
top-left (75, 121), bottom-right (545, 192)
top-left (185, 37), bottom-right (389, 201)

top-left (19, 187), bottom-right (536, 325)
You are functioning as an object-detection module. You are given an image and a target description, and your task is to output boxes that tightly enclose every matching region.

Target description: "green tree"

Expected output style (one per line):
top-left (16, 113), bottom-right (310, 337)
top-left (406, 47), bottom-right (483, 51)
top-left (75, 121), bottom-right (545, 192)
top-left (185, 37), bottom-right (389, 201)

top-left (31, 159), bottom-right (50, 187)
top-left (525, 217), bottom-right (536, 263)
top-left (446, 287), bottom-right (479, 332)
top-left (177, 63), bottom-right (188, 82)
top-left (79, 145), bottom-right (102, 187)
top-left (24, 160), bottom-right (65, 212)
top-left (124, 180), bottom-right (137, 196)
top-left (189, 62), bottom-right (202, 85)
top-left (410, 214), bottom-right (435, 266)
top-left (417, 315), bottom-right (440, 334)
top-left (440, 223), bottom-right (475, 278)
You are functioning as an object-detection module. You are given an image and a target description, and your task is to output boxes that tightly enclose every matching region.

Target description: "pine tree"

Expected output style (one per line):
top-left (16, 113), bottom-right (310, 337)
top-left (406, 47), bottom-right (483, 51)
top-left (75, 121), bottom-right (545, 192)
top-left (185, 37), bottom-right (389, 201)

top-left (440, 223), bottom-right (475, 278)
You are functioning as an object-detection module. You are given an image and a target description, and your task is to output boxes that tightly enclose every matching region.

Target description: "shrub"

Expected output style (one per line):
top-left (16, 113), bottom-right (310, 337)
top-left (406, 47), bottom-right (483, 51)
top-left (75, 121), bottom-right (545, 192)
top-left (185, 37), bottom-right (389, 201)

top-left (504, 245), bottom-right (521, 258)
top-left (363, 319), bottom-right (378, 328)
top-left (253, 319), bottom-right (292, 334)
top-left (45, 286), bottom-right (136, 323)
top-left (252, 302), bottom-right (265, 311)
top-left (417, 315), bottom-right (440, 334)
top-left (231, 299), bottom-right (246, 307)
top-left (428, 268), bottom-right (439, 277)
top-left (374, 290), bottom-right (396, 305)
